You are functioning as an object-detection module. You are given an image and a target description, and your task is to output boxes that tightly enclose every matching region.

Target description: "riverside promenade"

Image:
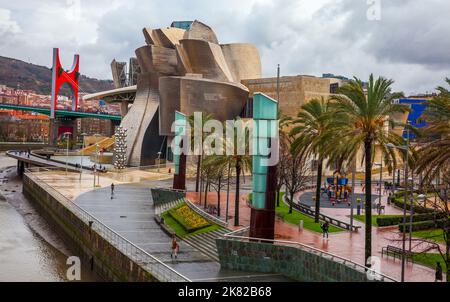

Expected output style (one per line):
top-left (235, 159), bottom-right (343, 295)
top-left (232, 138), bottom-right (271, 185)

top-left (24, 168), bottom-right (289, 282)
top-left (187, 185), bottom-right (439, 282)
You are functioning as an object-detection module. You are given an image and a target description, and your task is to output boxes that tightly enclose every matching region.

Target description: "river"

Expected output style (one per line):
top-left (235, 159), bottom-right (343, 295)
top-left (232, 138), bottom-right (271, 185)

top-left (0, 153), bottom-right (98, 281)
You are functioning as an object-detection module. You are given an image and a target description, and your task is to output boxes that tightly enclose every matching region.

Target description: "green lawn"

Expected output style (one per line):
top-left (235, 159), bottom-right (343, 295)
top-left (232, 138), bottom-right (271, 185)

top-left (413, 253), bottom-right (448, 273)
top-left (274, 193), bottom-right (342, 233)
top-left (161, 210), bottom-right (221, 238)
top-left (412, 229), bottom-right (446, 244)
top-left (352, 214), bottom-right (403, 227)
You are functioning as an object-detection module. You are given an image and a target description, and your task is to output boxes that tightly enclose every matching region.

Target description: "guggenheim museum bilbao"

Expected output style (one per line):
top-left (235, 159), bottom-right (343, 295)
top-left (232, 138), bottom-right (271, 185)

top-left (84, 20), bottom-right (408, 167)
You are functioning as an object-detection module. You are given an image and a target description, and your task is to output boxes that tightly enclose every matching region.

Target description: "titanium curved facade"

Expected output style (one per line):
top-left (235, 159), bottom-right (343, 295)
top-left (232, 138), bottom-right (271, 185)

top-left (116, 20), bottom-right (261, 166)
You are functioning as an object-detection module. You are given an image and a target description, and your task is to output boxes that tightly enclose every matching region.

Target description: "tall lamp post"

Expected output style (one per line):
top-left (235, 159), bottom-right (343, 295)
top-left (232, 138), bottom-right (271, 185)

top-left (79, 132), bottom-right (88, 181)
top-left (63, 132), bottom-right (72, 175)
top-left (387, 130), bottom-right (410, 282)
top-left (93, 133), bottom-right (101, 188)
top-left (408, 175), bottom-right (415, 253)
top-left (374, 160), bottom-right (383, 213)
top-left (157, 151), bottom-right (162, 173)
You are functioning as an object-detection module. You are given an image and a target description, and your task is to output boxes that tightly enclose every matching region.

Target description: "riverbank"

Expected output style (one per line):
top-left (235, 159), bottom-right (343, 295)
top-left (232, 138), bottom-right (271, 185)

top-left (0, 152), bottom-right (99, 281)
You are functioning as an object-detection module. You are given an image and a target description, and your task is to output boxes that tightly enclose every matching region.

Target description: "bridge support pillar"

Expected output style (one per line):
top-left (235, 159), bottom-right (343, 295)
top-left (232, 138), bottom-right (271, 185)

top-left (17, 160), bottom-right (25, 177)
top-left (49, 118), bottom-right (78, 148)
top-left (110, 120), bottom-right (120, 137)
top-left (120, 100), bottom-right (129, 117)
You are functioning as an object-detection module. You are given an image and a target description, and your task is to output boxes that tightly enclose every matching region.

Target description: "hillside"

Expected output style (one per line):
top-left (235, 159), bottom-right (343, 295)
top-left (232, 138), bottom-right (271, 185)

top-left (0, 56), bottom-right (114, 95)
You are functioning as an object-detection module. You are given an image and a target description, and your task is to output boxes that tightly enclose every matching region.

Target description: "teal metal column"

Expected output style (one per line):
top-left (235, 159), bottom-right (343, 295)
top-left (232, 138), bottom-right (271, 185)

top-left (173, 111), bottom-right (187, 190)
top-left (250, 93), bottom-right (278, 240)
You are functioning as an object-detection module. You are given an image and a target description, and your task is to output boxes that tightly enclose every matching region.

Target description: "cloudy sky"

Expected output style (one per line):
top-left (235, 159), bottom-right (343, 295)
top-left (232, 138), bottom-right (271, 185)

top-left (0, 0), bottom-right (449, 95)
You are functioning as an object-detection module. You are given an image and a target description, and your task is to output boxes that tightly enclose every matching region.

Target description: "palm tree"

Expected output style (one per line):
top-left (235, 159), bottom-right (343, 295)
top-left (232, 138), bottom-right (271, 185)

top-left (415, 90), bottom-right (450, 184)
top-left (199, 118), bottom-right (252, 226)
top-left (330, 74), bottom-right (408, 265)
top-left (188, 113), bottom-right (214, 192)
top-left (289, 97), bottom-right (334, 223)
top-left (415, 79), bottom-right (450, 282)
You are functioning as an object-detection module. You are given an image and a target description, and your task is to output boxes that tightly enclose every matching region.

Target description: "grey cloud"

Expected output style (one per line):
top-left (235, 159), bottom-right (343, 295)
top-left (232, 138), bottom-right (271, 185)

top-left (0, 0), bottom-right (448, 95)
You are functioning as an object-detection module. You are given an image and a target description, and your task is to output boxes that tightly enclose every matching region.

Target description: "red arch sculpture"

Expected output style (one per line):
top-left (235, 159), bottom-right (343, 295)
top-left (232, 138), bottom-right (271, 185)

top-left (50, 48), bottom-right (80, 118)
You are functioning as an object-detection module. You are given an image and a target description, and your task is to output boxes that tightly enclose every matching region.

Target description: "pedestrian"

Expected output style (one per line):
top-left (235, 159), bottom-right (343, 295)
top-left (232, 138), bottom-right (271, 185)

top-left (321, 221), bottom-right (329, 239)
top-left (171, 235), bottom-right (178, 260)
top-left (435, 262), bottom-right (443, 282)
top-left (110, 183), bottom-right (115, 199)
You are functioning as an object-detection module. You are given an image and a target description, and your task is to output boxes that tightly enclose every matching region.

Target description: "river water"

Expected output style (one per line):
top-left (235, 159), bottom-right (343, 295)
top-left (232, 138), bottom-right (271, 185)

top-left (0, 153), bottom-right (98, 281)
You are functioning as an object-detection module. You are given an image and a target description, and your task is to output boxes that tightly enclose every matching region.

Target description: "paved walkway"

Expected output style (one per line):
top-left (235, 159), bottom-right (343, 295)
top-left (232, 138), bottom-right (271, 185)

top-left (187, 186), bottom-right (440, 282)
top-left (31, 170), bottom-right (290, 282)
top-left (23, 163), bottom-right (442, 282)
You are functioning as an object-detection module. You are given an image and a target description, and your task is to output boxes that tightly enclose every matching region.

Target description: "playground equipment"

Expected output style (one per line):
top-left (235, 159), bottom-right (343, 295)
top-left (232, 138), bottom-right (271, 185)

top-left (326, 176), bottom-right (351, 206)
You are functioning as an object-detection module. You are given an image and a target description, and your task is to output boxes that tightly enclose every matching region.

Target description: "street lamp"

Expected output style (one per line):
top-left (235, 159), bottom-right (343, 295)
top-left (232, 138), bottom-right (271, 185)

top-left (417, 194), bottom-right (427, 207)
top-left (93, 133), bottom-right (101, 188)
top-left (386, 131), bottom-right (410, 282)
top-left (63, 132), bottom-right (72, 175)
top-left (374, 160), bottom-right (383, 213)
top-left (157, 151), bottom-right (162, 172)
top-left (79, 132), bottom-right (88, 181)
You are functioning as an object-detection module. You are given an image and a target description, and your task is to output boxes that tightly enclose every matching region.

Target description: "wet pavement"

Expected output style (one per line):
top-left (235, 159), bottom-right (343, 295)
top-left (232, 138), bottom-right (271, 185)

top-left (73, 182), bottom-right (291, 282)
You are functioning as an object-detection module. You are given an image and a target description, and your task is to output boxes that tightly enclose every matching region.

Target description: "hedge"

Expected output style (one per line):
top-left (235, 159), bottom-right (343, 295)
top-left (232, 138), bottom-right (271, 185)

top-left (398, 219), bottom-right (446, 233)
top-left (391, 197), bottom-right (436, 214)
top-left (377, 212), bottom-right (447, 227)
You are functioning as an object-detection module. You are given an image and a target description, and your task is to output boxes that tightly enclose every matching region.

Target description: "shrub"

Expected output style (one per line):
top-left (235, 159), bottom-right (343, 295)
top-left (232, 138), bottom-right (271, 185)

top-left (168, 204), bottom-right (211, 232)
top-left (377, 216), bottom-right (403, 226)
top-left (377, 212), bottom-right (447, 227)
top-left (392, 197), bottom-right (436, 214)
top-left (398, 219), bottom-right (446, 233)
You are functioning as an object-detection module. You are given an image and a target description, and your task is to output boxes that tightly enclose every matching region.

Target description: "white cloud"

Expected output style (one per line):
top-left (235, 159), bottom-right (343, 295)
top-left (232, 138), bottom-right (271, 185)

top-left (0, 8), bottom-right (20, 35)
top-left (0, 0), bottom-right (449, 94)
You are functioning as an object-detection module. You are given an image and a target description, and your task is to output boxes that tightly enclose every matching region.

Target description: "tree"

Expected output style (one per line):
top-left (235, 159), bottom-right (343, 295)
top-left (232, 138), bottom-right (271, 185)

top-left (203, 155), bottom-right (229, 217)
top-left (206, 118), bottom-right (252, 226)
top-left (415, 92), bottom-right (450, 185)
top-left (330, 74), bottom-right (408, 266)
top-left (289, 98), bottom-right (334, 222)
top-left (282, 134), bottom-right (309, 214)
top-left (413, 79), bottom-right (450, 281)
top-left (189, 113), bottom-right (214, 192)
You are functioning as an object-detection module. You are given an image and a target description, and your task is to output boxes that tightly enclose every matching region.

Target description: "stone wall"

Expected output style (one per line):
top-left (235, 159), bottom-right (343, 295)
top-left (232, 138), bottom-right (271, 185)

top-left (216, 238), bottom-right (379, 282)
top-left (23, 174), bottom-right (158, 282)
top-left (242, 76), bottom-right (332, 118)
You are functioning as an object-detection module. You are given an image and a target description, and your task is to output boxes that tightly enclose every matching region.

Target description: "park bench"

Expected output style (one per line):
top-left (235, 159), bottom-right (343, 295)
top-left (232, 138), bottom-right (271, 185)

top-left (381, 245), bottom-right (413, 262)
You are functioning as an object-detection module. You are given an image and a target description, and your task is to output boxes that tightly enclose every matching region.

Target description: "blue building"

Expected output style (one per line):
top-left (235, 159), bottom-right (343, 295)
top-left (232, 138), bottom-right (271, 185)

top-left (398, 98), bottom-right (428, 139)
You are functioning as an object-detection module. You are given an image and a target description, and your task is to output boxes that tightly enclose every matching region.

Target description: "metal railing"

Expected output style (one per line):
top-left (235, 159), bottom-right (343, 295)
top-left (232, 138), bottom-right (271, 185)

top-left (283, 194), bottom-right (361, 231)
top-left (184, 198), bottom-right (229, 228)
top-left (223, 227), bottom-right (397, 282)
top-left (25, 167), bottom-right (191, 282)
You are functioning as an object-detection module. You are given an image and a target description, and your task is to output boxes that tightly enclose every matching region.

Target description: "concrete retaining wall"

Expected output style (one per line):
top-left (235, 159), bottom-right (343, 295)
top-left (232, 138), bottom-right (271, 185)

top-left (216, 238), bottom-right (377, 282)
top-left (23, 174), bottom-right (158, 282)
top-left (150, 188), bottom-right (185, 205)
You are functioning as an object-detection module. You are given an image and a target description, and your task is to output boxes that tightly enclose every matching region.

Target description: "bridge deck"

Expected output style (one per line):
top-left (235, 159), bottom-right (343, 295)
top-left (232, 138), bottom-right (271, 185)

top-left (0, 103), bottom-right (121, 121)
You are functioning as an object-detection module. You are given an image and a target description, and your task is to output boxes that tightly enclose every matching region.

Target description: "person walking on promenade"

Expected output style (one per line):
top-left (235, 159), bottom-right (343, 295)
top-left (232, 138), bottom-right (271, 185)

top-left (171, 235), bottom-right (178, 260)
top-left (110, 183), bottom-right (115, 199)
top-left (435, 262), bottom-right (443, 282)
top-left (321, 221), bottom-right (329, 239)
